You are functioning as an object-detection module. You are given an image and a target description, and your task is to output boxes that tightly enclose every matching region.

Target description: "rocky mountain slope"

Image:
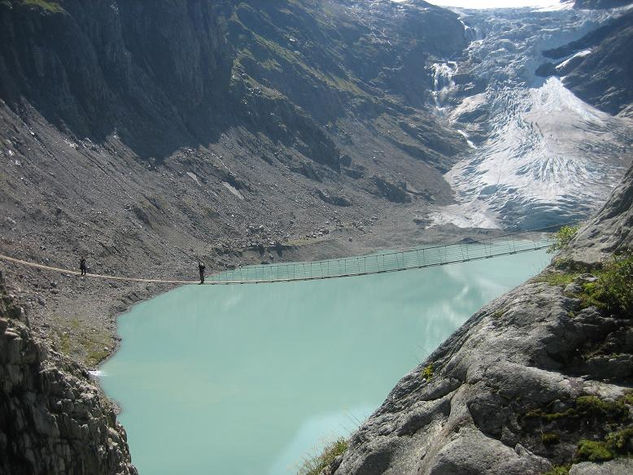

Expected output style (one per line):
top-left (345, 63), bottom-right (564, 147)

top-left (0, 270), bottom-right (136, 474)
top-left (0, 0), bottom-right (474, 365)
top-left (329, 164), bottom-right (633, 473)
top-left (2, 3), bottom-right (631, 362)
top-left (574, 0), bottom-right (633, 9)
top-left (540, 9), bottom-right (633, 116)
top-left (1, 1), bottom-right (633, 471)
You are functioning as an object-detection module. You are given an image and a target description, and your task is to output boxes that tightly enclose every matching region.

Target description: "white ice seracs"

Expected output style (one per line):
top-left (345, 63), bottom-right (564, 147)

top-left (429, 7), bottom-right (633, 230)
top-left (441, 77), bottom-right (631, 229)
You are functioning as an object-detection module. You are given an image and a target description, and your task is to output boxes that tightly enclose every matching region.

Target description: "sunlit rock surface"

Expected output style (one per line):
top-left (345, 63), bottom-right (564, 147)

top-left (332, 164), bottom-right (633, 474)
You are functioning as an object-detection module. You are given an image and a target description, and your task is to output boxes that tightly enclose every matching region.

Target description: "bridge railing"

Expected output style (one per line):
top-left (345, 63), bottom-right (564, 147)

top-left (210, 235), bottom-right (551, 284)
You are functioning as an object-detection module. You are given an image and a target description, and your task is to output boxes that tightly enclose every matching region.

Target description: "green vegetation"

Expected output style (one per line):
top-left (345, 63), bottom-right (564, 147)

top-left (524, 407), bottom-right (575, 422)
top-left (539, 252), bottom-right (633, 318)
top-left (575, 395), bottom-right (629, 420)
top-left (574, 424), bottom-right (633, 462)
top-left (420, 364), bottom-right (434, 381)
top-left (20, 0), bottom-right (63, 12)
top-left (535, 270), bottom-right (580, 287)
top-left (582, 253), bottom-right (633, 316)
top-left (548, 225), bottom-right (580, 253)
top-left (56, 330), bottom-right (72, 355)
top-left (606, 426), bottom-right (633, 452)
top-left (543, 465), bottom-right (570, 475)
top-left (576, 439), bottom-right (614, 462)
top-left (298, 438), bottom-right (348, 475)
top-left (492, 309), bottom-right (507, 319)
top-left (53, 317), bottom-right (114, 367)
top-left (526, 393), bottom-right (633, 465)
top-left (526, 395), bottom-right (629, 423)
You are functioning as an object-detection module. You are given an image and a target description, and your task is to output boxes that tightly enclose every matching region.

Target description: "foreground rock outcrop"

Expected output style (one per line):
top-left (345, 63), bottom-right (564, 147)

top-left (0, 271), bottom-right (136, 474)
top-left (330, 166), bottom-right (633, 473)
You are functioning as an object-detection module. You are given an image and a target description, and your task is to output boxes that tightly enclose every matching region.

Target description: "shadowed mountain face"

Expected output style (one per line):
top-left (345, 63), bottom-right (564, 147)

top-left (0, 0), bottom-right (233, 158)
top-left (0, 1), bottom-right (476, 345)
top-left (541, 10), bottom-right (633, 116)
top-left (0, 0), bottom-right (473, 287)
top-left (0, 0), bottom-right (467, 164)
top-left (574, 0), bottom-right (633, 8)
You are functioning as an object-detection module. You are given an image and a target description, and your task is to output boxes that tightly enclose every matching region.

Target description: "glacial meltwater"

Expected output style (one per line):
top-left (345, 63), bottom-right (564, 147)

top-left (101, 245), bottom-right (551, 474)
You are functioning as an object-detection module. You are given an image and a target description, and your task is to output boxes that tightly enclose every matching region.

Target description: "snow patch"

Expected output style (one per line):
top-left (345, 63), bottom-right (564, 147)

top-left (458, 129), bottom-right (477, 149)
top-left (429, 202), bottom-right (500, 229)
top-left (223, 182), bottom-right (244, 200)
top-left (556, 48), bottom-right (592, 70)
top-left (187, 171), bottom-right (201, 186)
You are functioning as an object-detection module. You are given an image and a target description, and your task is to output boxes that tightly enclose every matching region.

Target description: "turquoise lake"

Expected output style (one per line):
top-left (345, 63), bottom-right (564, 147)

top-left (100, 245), bottom-right (551, 474)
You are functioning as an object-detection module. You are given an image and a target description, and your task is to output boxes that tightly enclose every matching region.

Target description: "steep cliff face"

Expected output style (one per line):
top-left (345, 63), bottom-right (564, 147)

top-left (330, 165), bottom-right (633, 474)
top-left (0, 270), bottom-right (136, 474)
top-left (0, 0), bottom-right (474, 367)
top-left (0, 0), bottom-right (467, 166)
top-left (566, 162), bottom-right (633, 262)
top-left (228, 0), bottom-right (467, 120)
top-left (541, 10), bottom-right (633, 116)
top-left (0, 0), bottom-right (232, 158)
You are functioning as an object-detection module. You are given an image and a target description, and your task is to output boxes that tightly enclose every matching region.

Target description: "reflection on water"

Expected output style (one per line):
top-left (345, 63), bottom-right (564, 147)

top-left (101, 247), bottom-right (550, 474)
top-left (270, 405), bottom-right (374, 474)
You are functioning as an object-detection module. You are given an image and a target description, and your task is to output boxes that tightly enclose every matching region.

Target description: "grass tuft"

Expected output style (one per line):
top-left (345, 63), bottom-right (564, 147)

top-left (535, 271), bottom-right (579, 287)
top-left (420, 364), bottom-right (434, 381)
top-left (542, 432), bottom-right (560, 445)
top-left (583, 253), bottom-right (633, 316)
top-left (576, 439), bottom-right (614, 462)
top-left (543, 465), bottom-right (570, 475)
top-left (298, 438), bottom-right (348, 475)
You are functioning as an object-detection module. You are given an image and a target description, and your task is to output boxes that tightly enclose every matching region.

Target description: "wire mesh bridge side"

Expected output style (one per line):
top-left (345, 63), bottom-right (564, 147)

top-left (210, 236), bottom-right (550, 285)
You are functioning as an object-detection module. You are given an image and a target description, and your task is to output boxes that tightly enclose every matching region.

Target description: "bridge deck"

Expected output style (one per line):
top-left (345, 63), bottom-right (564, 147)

top-left (212, 238), bottom-right (549, 285)
top-left (0, 236), bottom-right (551, 285)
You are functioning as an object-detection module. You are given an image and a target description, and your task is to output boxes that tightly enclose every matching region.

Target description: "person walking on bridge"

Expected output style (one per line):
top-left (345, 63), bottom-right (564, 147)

top-left (198, 261), bottom-right (206, 285)
top-left (79, 257), bottom-right (87, 276)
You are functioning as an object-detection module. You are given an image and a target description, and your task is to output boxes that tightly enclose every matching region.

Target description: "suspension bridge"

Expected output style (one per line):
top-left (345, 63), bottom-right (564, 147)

top-left (0, 232), bottom-right (553, 286)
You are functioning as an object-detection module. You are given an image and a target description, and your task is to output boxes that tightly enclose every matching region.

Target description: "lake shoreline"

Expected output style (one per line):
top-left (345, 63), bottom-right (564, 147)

top-left (100, 244), bottom-right (552, 474)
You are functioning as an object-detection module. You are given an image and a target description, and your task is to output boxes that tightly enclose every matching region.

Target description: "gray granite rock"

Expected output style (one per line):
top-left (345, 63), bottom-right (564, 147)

top-left (333, 166), bottom-right (633, 473)
top-left (0, 271), bottom-right (136, 474)
top-left (570, 459), bottom-right (633, 474)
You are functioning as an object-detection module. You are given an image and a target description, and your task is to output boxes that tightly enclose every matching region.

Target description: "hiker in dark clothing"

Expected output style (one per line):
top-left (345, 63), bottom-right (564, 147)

top-left (198, 262), bottom-right (205, 284)
top-left (80, 257), bottom-right (87, 276)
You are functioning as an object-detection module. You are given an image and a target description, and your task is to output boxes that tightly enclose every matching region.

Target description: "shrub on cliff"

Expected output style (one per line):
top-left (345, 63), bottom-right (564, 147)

top-left (584, 253), bottom-right (633, 316)
top-left (548, 225), bottom-right (580, 253)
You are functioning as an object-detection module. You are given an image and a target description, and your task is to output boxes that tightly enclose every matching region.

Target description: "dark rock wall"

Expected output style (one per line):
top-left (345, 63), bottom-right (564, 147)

top-left (0, 0), bottom-right (232, 158)
top-left (0, 0), bottom-right (467, 168)
top-left (0, 271), bottom-right (137, 475)
top-left (574, 0), bottom-right (633, 9)
top-left (542, 10), bottom-right (633, 115)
